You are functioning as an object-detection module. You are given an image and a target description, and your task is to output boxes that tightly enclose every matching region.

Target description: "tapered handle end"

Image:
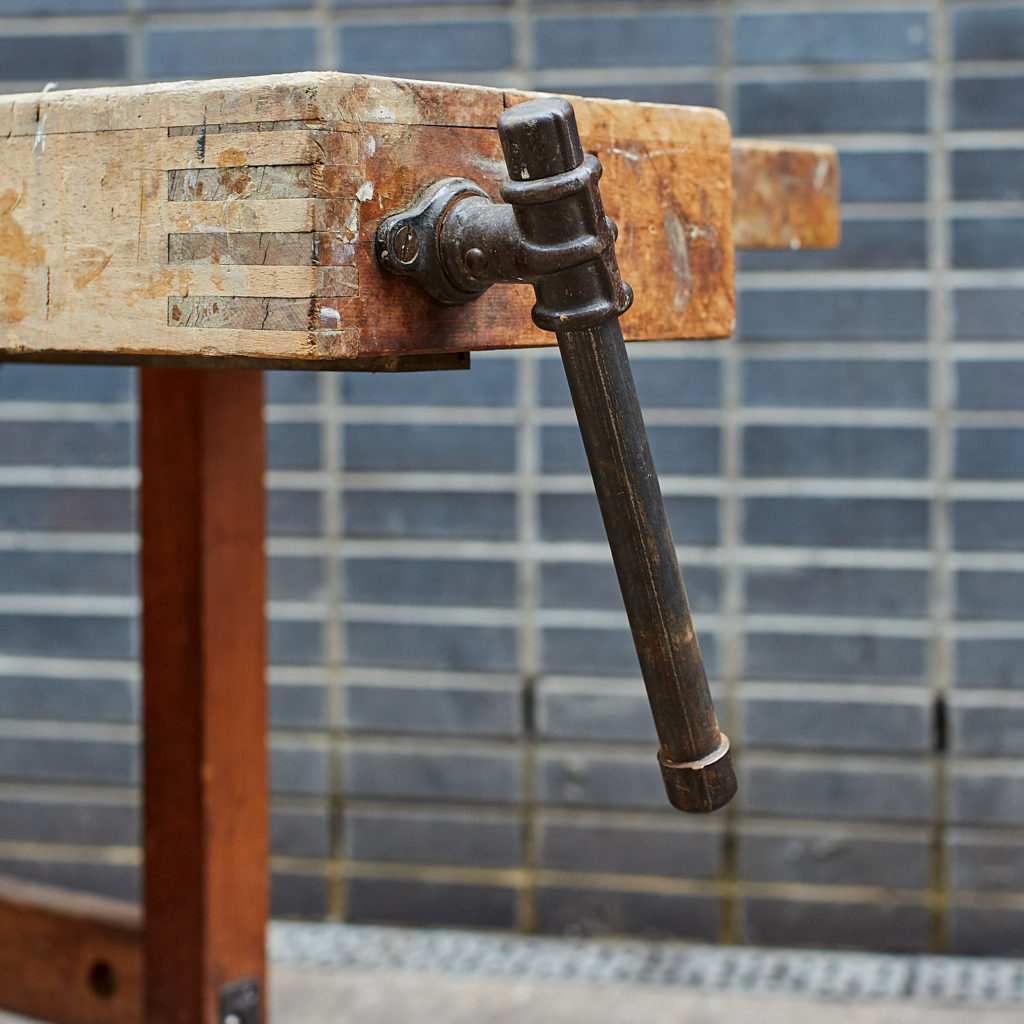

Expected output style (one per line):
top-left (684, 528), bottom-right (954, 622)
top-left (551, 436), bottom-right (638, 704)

top-left (658, 736), bottom-right (737, 813)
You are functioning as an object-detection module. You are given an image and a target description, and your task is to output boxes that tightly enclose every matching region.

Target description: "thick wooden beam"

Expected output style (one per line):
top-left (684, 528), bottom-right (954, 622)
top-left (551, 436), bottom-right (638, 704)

top-left (141, 368), bottom-right (268, 1024)
top-left (731, 139), bottom-right (840, 250)
top-left (0, 72), bottom-right (739, 364)
top-left (0, 875), bottom-right (142, 1024)
top-left (0, 74), bottom-right (842, 366)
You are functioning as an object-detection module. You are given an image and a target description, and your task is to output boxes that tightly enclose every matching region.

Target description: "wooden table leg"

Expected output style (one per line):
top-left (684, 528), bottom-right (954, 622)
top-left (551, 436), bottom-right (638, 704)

top-left (140, 368), bottom-right (268, 1024)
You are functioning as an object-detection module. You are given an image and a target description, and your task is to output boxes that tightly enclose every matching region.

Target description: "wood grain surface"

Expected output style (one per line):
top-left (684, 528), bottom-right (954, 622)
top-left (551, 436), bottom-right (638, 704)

top-left (141, 369), bottom-right (268, 1024)
top-left (731, 139), bottom-right (840, 250)
top-left (0, 73), bottom-right (734, 364)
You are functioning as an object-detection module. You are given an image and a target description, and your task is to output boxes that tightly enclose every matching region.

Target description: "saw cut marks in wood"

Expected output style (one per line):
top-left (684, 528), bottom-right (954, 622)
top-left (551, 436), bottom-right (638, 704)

top-left (0, 72), bottom-right (837, 368)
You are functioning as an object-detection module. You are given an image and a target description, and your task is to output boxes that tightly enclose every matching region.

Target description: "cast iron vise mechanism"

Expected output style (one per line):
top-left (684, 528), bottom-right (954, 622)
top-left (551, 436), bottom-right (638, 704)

top-left (376, 98), bottom-right (736, 813)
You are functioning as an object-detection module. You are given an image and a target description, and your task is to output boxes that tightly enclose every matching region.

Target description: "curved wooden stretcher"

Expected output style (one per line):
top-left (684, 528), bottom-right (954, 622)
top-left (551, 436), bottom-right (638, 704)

top-left (0, 72), bottom-right (838, 1024)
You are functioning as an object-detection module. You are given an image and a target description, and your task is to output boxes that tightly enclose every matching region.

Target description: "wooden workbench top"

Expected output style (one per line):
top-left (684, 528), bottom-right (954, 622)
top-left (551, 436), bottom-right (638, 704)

top-left (0, 72), bottom-right (837, 369)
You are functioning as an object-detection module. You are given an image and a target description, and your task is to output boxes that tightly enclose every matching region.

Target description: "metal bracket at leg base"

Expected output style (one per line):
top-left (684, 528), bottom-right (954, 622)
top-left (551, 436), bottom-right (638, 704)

top-left (220, 977), bottom-right (261, 1024)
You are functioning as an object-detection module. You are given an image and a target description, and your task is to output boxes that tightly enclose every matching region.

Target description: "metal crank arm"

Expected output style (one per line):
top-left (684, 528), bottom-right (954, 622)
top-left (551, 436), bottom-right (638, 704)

top-left (375, 97), bottom-right (736, 813)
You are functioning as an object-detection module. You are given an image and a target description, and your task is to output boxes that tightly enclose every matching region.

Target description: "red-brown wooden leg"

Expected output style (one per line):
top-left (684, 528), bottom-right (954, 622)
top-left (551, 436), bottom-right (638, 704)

top-left (140, 368), bottom-right (268, 1024)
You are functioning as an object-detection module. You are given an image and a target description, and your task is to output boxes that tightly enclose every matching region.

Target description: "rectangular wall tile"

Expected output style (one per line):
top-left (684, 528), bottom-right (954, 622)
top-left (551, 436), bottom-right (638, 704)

top-left (742, 359), bottom-right (929, 409)
top-left (741, 692), bottom-right (933, 753)
top-left (345, 679), bottom-right (522, 738)
top-left (346, 808), bottom-right (522, 868)
top-left (737, 79), bottom-right (927, 134)
top-left (956, 638), bottom-right (1024, 689)
top-left (745, 632), bottom-right (926, 685)
top-left (538, 817), bottom-right (721, 879)
top-left (347, 622), bottom-right (518, 672)
top-left (743, 425), bottom-right (929, 478)
top-left (953, 149), bottom-right (1024, 201)
top-left (739, 756), bottom-right (934, 823)
top-left (347, 877), bottom-right (518, 930)
top-left (742, 897), bottom-right (930, 953)
top-left (954, 78), bottom-right (1024, 130)
top-left (744, 567), bottom-right (928, 618)
top-left (839, 151), bottom-right (927, 203)
top-left (744, 498), bottom-right (930, 549)
top-left (346, 557), bottom-right (517, 608)
top-left (953, 7), bottom-right (1024, 60)
top-left (948, 767), bottom-right (1024, 827)
top-left (340, 21), bottom-right (513, 74)
top-left (956, 360), bottom-right (1024, 409)
top-left (534, 15), bottom-right (717, 69)
top-left (145, 27), bottom-right (314, 78)
top-left (738, 290), bottom-right (928, 342)
top-left (536, 886), bottom-right (718, 942)
top-left (344, 490), bottom-right (516, 541)
top-left (739, 826), bottom-right (930, 888)
top-left (345, 744), bottom-right (523, 803)
top-left (953, 501), bottom-right (1024, 551)
top-left (736, 12), bottom-right (929, 65)
top-left (0, 33), bottom-right (126, 81)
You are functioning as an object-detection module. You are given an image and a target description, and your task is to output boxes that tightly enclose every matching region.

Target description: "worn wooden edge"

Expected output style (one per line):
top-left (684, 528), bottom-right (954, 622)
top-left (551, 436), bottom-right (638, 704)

top-left (0, 350), bottom-right (470, 371)
top-left (0, 874), bottom-right (141, 1024)
top-left (1, 72), bottom-right (732, 139)
top-left (0, 71), bottom-right (507, 137)
top-left (0, 74), bottom-right (836, 254)
top-left (731, 139), bottom-right (841, 250)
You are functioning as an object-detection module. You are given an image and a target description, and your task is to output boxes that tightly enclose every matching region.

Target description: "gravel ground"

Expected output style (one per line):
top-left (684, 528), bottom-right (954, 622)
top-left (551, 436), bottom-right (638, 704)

top-left (5, 922), bottom-right (1024, 1023)
top-left (268, 923), bottom-right (1024, 1023)
top-left (271, 964), bottom-right (1024, 1024)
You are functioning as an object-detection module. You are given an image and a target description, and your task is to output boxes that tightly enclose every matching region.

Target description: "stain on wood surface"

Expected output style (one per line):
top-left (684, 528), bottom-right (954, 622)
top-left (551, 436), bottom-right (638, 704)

top-left (0, 187), bottom-right (46, 327)
top-left (732, 140), bottom-right (840, 250)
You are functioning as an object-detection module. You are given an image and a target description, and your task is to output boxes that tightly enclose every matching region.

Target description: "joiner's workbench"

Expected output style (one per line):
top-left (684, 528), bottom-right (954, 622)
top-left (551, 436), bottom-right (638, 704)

top-left (0, 72), bottom-right (838, 1024)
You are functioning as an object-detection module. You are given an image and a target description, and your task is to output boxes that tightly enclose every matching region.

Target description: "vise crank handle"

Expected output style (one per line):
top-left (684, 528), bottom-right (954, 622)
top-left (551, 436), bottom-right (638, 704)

top-left (375, 97), bottom-right (736, 813)
top-left (558, 320), bottom-right (734, 812)
top-left (498, 101), bottom-right (735, 813)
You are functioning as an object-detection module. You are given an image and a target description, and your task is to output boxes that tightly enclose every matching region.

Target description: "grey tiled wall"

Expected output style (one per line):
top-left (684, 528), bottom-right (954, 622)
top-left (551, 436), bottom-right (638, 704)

top-left (2, 0), bottom-right (1024, 955)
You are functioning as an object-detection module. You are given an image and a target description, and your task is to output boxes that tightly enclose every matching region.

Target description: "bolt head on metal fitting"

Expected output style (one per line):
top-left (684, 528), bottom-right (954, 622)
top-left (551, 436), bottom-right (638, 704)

top-left (374, 177), bottom-right (491, 305)
top-left (658, 736), bottom-right (736, 813)
top-left (392, 226), bottom-right (420, 265)
top-left (464, 247), bottom-right (488, 275)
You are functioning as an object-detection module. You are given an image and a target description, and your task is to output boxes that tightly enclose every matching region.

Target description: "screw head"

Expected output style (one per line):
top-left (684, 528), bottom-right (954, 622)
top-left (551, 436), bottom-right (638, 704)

top-left (392, 225), bottom-right (420, 265)
top-left (464, 247), bottom-right (488, 275)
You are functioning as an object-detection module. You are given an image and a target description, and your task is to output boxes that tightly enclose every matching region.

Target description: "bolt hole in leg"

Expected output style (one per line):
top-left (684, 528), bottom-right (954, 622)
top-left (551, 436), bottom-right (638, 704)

top-left (88, 960), bottom-right (117, 999)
